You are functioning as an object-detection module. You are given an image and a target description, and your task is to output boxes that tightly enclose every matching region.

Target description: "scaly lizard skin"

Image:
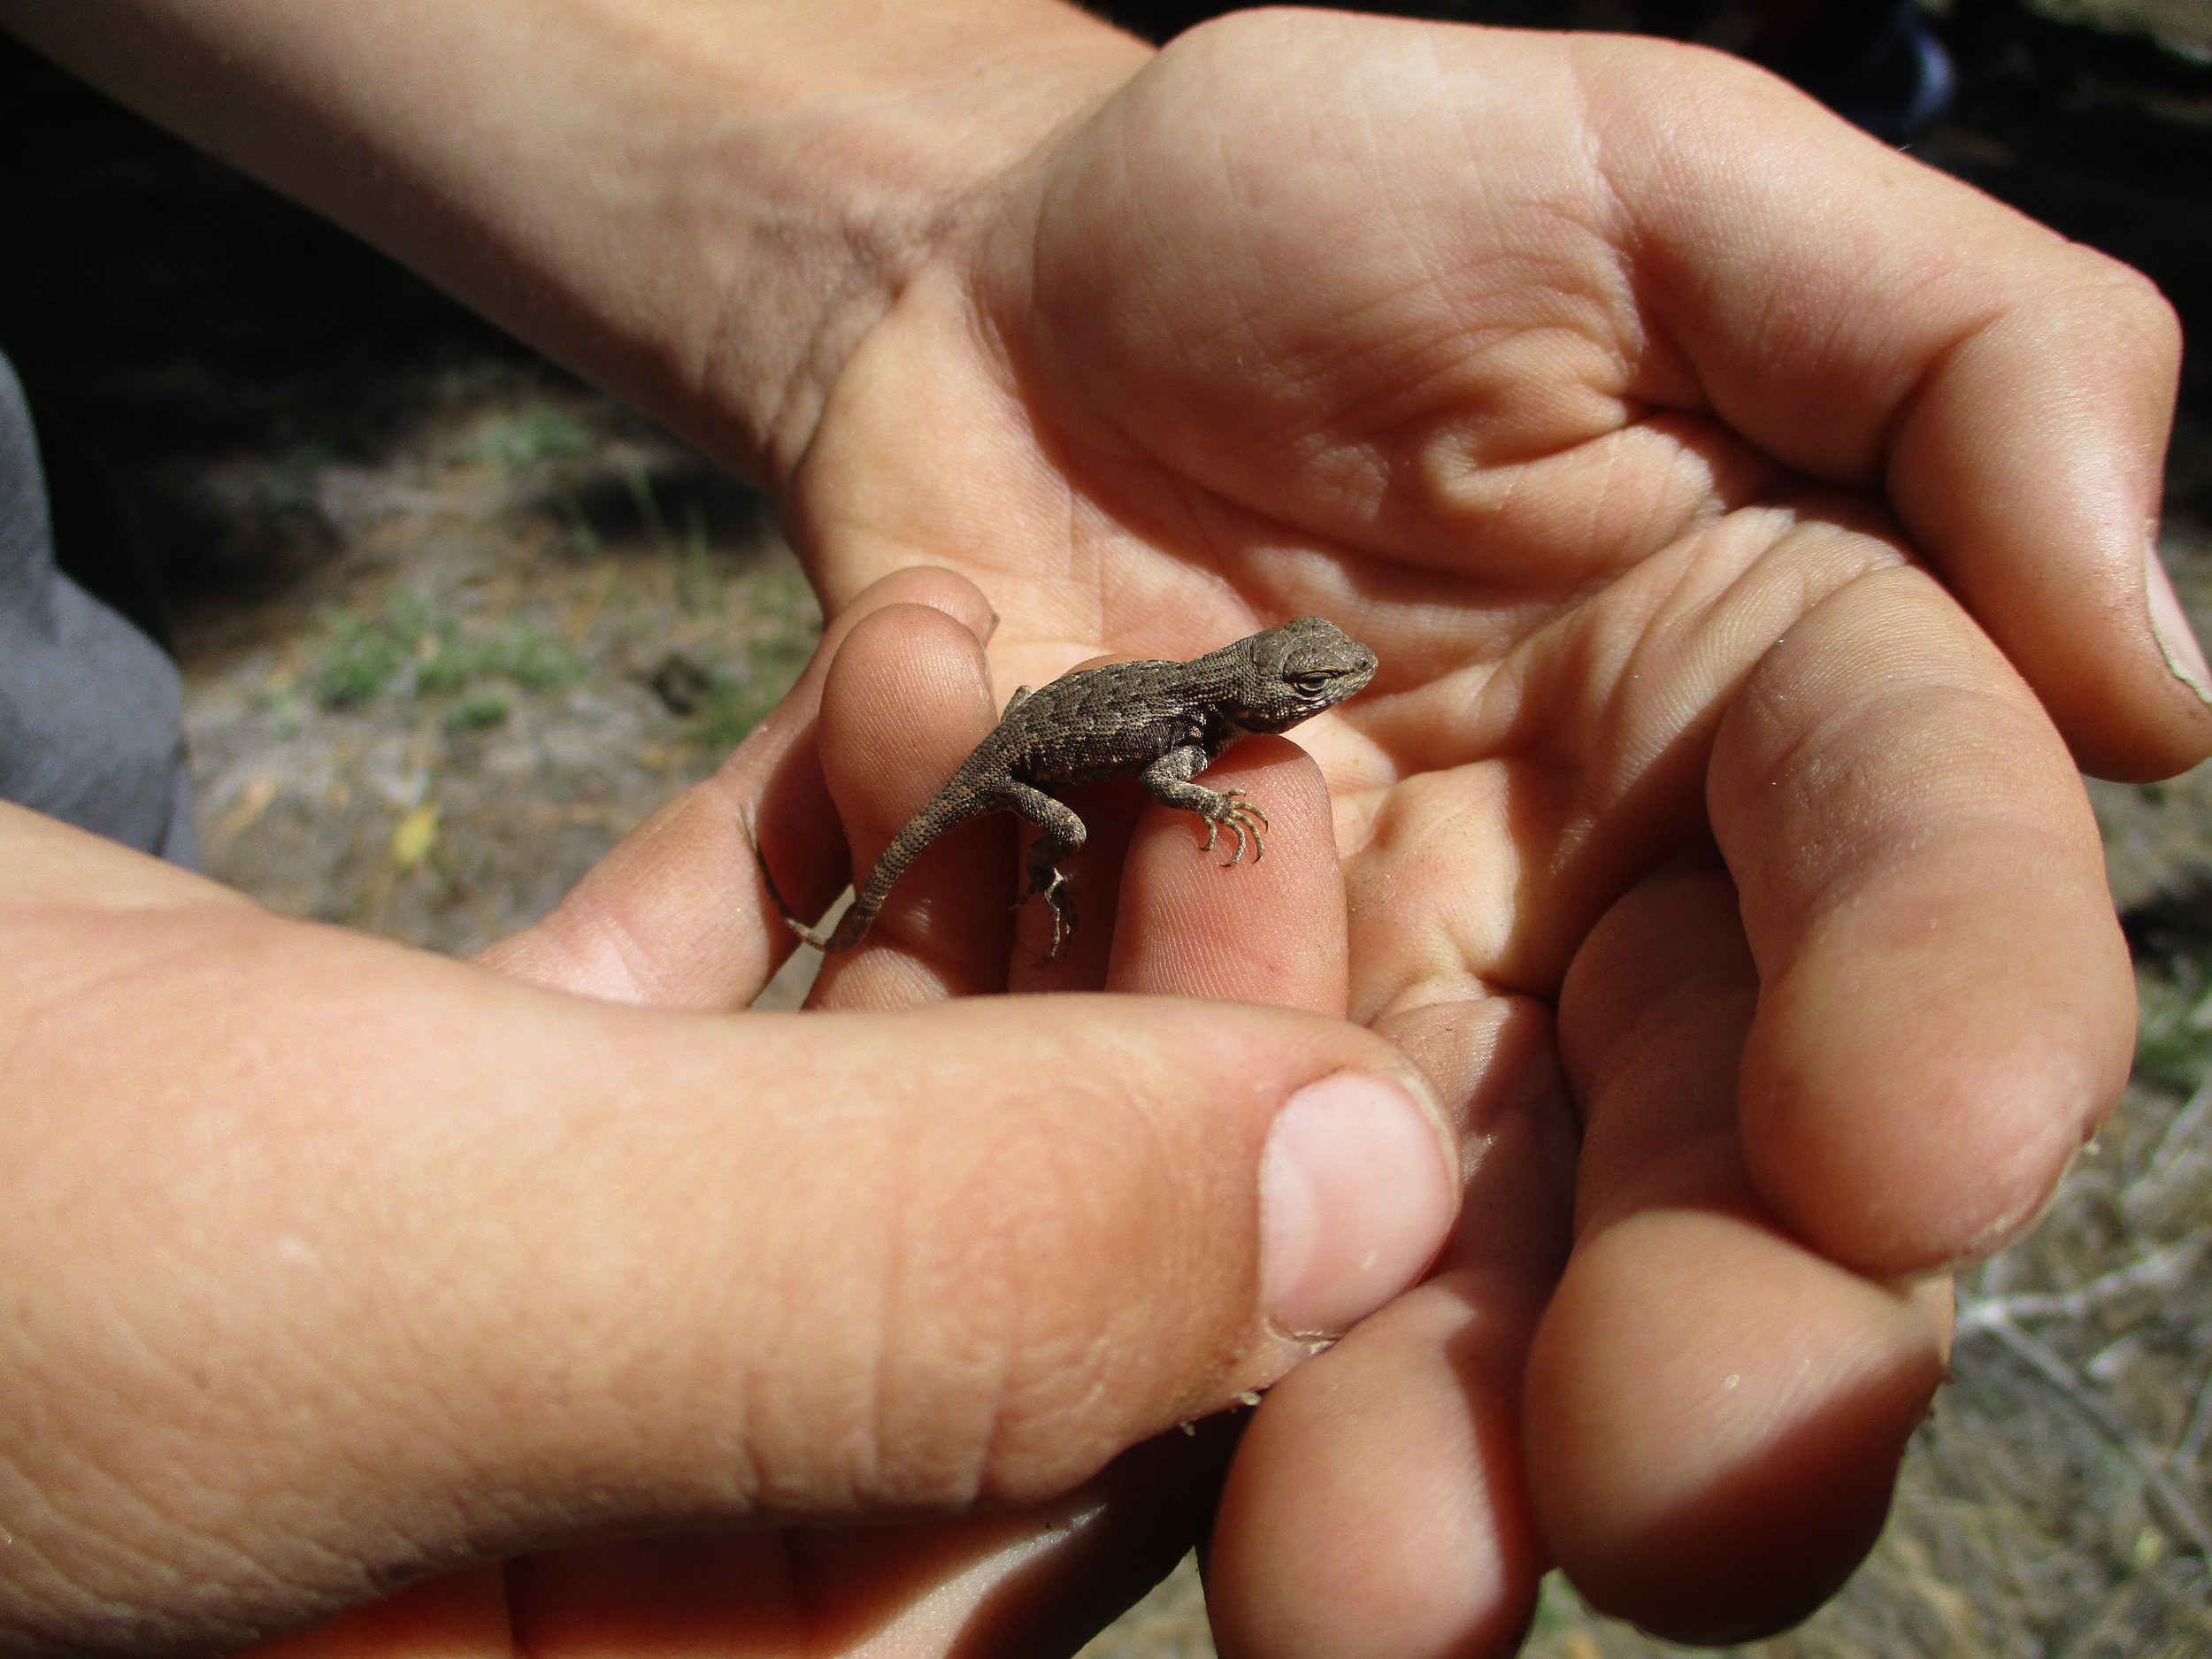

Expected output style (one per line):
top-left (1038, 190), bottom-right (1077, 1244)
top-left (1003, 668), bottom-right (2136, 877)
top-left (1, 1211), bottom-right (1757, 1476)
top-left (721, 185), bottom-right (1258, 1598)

top-left (768, 616), bottom-right (1379, 963)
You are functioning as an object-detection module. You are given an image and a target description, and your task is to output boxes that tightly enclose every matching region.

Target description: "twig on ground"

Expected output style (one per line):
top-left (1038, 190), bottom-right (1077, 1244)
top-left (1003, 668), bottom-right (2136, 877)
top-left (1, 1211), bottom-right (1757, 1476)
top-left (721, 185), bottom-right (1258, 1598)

top-left (1956, 1236), bottom-right (2208, 1333)
top-left (2177, 1357), bottom-right (2212, 1471)
top-left (1962, 1309), bottom-right (2212, 1564)
top-left (2125, 1072), bottom-right (2212, 1223)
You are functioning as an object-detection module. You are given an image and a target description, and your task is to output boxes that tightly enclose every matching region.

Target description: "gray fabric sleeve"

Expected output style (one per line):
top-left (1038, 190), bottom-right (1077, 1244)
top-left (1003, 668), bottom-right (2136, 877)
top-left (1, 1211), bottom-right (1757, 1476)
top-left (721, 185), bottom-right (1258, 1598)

top-left (0, 353), bottom-right (198, 864)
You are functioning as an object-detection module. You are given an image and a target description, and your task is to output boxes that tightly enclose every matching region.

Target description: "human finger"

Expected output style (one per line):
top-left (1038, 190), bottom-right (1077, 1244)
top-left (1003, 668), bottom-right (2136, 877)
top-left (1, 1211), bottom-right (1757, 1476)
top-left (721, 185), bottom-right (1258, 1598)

top-left (475, 566), bottom-right (997, 1008)
top-left (1093, 736), bottom-right (1348, 1016)
top-left (1525, 864), bottom-right (1951, 1640)
top-left (0, 874), bottom-right (1456, 1653)
top-left (798, 600), bottom-right (1016, 1006)
top-left (498, 1422), bottom-right (1240, 1659)
top-left (1207, 992), bottom-right (1577, 1659)
top-left (1709, 563), bottom-right (2135, 1275)
top-left (1584, 35), bottom-right (2200, 779)
top-left (1106, 738), bottom-right (1450, 1342)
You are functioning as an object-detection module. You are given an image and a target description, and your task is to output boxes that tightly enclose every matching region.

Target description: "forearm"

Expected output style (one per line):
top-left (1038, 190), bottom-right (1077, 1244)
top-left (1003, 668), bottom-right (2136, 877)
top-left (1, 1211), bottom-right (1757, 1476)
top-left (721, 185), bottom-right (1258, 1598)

top-left (0, 0), bottom-right (1148, 487)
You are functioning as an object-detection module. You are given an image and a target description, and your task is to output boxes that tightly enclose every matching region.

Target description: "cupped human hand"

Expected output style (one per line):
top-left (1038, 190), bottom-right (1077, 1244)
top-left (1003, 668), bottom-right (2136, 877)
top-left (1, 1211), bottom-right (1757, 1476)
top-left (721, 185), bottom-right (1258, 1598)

top-left (754, 12), bottom-right (2188, 1650)
top-left (143, 569), bottom-right (1433, 1659)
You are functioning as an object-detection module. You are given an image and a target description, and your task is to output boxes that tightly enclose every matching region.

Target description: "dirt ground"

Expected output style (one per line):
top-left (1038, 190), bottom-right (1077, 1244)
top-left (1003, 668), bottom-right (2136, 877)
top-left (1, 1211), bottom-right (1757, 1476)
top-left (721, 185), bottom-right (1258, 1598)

top-left (3, 4), bottom-right (2208, 1655)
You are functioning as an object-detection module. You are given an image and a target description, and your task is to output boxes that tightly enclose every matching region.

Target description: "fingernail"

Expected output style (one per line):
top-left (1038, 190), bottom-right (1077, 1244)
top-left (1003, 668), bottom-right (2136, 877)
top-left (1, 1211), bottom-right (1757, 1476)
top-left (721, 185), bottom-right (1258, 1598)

top-left (1260, 1071), bottom-right (1457, 1336)
top-left (2145, 532), bottom-right (2212, 706)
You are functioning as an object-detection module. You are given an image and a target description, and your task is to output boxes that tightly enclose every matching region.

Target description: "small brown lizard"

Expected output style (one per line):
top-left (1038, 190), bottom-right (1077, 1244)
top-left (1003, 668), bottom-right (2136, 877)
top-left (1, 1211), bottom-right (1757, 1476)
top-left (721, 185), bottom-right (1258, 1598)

top-left (762, 615), bottom-right (1378, 963)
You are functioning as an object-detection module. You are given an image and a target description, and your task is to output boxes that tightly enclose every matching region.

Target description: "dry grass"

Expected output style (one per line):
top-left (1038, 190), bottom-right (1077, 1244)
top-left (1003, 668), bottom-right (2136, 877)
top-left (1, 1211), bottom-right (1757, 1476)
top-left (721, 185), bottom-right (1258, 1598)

top-left (179, 372), bottom-right (817, 953)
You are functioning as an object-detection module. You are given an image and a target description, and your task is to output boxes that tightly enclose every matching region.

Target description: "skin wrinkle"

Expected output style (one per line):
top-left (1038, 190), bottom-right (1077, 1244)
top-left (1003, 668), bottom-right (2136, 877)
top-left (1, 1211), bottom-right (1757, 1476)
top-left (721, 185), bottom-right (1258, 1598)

top-left (743, 1116), bottom-right (874, 1516)
top-left (993, 404), bottom-right (1361, 680)
top-left (1751, 747), bottom-right (2093, 950)
top-left (1584, 422), bottom-right (1681, 580)
top-left (7, 1381), bottom-right (197, 1590)
top-left (1348, 764), bottom-right (1548, 1014)
top-left (1371, 969), bottom-right (1523, 1033)
top-left (1318, 301), bottom-right (1504, 472)
top-left (552, 875), bottom-right (671, 1007)
top-left (1591, 529), bottom-right (1761, 746)
top-left (1862, 250), bottom-right (1993, 419)
top-left (969, 396), bottom-right (1131, 667)
top-left (0, 1529), bottom-right (107, 1658)
top-left (250, 1301), bottom-right (439, 1538)
top-left (1575, 511), bottom-right (1855, 752)
top-left (1169, 498), bottom-right (1458, 661)
top-left (924, 315), bottom-right (1118, 647)
top-left (1348, 518), bottom-right (1918, 1014)
top-left (0, 910), bottom-right (263, 1084)
top-left (1447, 410), bottom-right (1727, 603)
top-left (1010, 64), bottom-right (1792, 626)
top-left (1013, 1159), bottom-right (1133, 1486)
top-left (968, 1126), bottom-right (1112, 1504)
top-left (1616, 80), bottom-right (2024, 503)
top-left (7, 1390), bottom-right (321, 1653)
top-left (856, 1084), bottom-right (909, 1515)
top-left (1052, 75), bottom-right (1632, 557)
top-left (990, 1112), bottom-right (1114, 1499)
top-left (1354, 112), bottom-right (1460, 400)
top-left (772, 224), bottom-right (904, 495)
top-left (1874, 296), bottom-right (2018, 501)
top-left (1719, 636), bottom-right (2089, 949)
top-left (732, 35), bottom-right (1127, 493)
top-left (873, 1099), bottom-right (1024, 1507)
top-left (1633, 516), bottom-right (1885, 733)
top-left (896, 1094), bottom-right (1030, 1514)
top-left (1571, 152), bottom-right (1655, 409)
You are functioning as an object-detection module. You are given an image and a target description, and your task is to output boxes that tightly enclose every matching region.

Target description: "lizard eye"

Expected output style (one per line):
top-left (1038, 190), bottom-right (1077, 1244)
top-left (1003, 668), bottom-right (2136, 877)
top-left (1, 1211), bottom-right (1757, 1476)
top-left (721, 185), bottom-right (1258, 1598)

top-left (1291, 672), bottom-right (1331, 696)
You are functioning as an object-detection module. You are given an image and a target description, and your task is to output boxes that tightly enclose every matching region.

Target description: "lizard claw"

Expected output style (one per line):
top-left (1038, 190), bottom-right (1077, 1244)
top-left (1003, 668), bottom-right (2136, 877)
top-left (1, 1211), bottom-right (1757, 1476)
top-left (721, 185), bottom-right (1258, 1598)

top-left (1208, 790), bottom-right (1269, 868)
top-left (1019, 864), bottom-right (1077, 966)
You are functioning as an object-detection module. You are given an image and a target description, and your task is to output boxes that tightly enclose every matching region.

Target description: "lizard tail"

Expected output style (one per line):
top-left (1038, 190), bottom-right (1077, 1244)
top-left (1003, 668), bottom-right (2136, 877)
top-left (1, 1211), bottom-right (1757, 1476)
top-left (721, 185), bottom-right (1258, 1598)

top-left (748, 768), bottom-right (1002, 956)
top-left (742, 810), bottom-right (837, 949)
top-left (823, 766), bottom-right (1006, 952)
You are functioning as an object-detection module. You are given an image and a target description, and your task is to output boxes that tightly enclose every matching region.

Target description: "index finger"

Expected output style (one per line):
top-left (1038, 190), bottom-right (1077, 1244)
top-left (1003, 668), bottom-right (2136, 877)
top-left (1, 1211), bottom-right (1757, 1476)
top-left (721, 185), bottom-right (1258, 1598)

top-left (1589, 36), bottom-right (2201, 780)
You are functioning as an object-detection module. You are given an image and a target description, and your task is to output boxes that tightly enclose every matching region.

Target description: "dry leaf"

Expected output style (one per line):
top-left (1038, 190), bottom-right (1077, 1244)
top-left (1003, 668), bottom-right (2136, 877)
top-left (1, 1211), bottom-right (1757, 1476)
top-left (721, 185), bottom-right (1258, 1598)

top-left (390, 802), bottom-right (440, 869)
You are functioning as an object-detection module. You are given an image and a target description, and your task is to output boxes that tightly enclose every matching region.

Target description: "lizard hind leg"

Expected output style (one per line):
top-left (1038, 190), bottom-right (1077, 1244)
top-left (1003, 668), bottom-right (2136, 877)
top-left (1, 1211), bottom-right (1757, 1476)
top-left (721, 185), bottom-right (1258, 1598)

top-left (1002, 781), bottom-right (1087, 964)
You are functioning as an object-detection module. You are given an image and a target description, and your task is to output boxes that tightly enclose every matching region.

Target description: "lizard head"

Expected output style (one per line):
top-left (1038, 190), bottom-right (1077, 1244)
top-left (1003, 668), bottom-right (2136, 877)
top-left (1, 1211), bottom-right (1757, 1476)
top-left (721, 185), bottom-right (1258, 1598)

top-left (1226, 616), bottom-right (1379, 733)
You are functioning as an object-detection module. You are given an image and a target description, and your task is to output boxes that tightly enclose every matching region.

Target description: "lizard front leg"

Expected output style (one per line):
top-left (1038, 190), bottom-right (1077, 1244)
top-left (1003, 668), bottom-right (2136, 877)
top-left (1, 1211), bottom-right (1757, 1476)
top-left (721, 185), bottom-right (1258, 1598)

top-left (1140, 745), bottom-right (1271, 866)
top-left (1001, 780), bottom-right (1087, 964)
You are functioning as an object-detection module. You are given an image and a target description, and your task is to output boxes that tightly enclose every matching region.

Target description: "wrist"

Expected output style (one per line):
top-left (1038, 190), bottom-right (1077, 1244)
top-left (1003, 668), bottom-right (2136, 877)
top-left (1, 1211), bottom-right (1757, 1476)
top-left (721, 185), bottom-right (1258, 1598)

top-left (0, 0), bottom-right (1151, 488)
top-left (664, 2), bottom-right (1155, 489)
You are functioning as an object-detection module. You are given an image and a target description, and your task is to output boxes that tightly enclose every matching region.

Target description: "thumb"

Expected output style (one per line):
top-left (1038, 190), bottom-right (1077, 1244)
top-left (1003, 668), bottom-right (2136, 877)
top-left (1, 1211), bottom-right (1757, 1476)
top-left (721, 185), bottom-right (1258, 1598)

top-left (604, 996), bottom-right (1460, 1506)
top-left (0, 909), bottom-right (1455, 1653)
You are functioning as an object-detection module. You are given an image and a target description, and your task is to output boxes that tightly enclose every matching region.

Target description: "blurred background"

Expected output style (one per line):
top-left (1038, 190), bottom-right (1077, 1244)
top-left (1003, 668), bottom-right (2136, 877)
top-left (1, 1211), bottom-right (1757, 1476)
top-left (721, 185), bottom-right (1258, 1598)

top-left (1, 2), bottom-right (2206, 1653)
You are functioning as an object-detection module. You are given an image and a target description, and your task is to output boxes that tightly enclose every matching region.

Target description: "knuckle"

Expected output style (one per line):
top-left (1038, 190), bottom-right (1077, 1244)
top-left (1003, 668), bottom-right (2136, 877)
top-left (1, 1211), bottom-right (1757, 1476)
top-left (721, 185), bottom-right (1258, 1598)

top-left (868, 1094), bottom-right (1210, 1506)
top-left (2059, 245), bottom-right (2182, 363)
